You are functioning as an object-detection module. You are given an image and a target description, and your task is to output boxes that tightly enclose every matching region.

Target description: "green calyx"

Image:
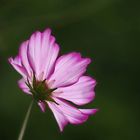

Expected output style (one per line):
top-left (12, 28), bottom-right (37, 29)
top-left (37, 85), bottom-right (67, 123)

top-left (26, 74), bottom-right (56, 103)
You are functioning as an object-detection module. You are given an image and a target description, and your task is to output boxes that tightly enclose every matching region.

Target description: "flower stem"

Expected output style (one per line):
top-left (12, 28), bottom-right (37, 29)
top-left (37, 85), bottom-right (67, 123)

top-left (18, 101), bottom-right (33, 140)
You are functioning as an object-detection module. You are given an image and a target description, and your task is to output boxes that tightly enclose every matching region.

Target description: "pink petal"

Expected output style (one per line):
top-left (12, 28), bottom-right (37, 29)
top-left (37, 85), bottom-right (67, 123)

top-left (38, 101), bottom-right (46, 112)
top-left (27, 31), bottom-right (41, 76)
top-left (48, 53), bottom-right (91, 88)
top-left (11, 55), bottom-right (21, 65)
top-left (79, 109), bottom-right (98, 115)
top-left (53, 76), bottom-right (96, 105)
top-left (8, 57), bottom-right (27, 78)
top-left (53, 98), bottom-right (88, 124)
top-left (47, 97), bottom-right (97, 131)
top-left (19, 40), bottom-right (32, 77)
top-left (27, 29), bottom-right (59, 80)
top-left (18, 78), bottom-right (31, 95)
top-left (47, 101), bottom-right (68, 132)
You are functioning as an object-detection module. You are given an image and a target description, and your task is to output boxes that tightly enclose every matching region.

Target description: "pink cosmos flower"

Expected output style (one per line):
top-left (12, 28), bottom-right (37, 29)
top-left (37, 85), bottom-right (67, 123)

top-left (8, 28), bottom-right (97, 132)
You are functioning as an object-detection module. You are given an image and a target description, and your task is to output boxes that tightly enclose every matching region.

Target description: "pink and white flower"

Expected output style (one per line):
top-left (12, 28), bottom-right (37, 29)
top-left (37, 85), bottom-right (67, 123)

top-left (8, 28), bottom-right (97, 131)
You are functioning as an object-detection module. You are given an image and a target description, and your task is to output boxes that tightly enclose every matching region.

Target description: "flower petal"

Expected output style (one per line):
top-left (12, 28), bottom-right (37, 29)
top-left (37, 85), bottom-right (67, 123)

top-left (47, 101), bottom-right (68, 132)
top-left (8, 56), bottom-right (27, 78)
top-left (38, 101), bottom-right (46, 112)
top-left (79, 109), bottom-right (98, 115)
top-left (19, 40), bottom-right (32, 77)
top-left (18, 78), bottom-right (31, 95)
top-left (27, 29), bottom-right (59, 80)
top-left (27, 31), bottom-right (41, 76)
top-left (47, 97), bottom-right (97, 131)
top-left (51, 98), bottom-right (93, 125)
top-left (53, 76), bottom-right (96, 105)
top-left (48, 53), bottom-right (91, 88)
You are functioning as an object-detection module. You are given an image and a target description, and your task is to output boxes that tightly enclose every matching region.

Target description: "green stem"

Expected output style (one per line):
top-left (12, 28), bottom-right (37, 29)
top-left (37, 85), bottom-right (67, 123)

top-left (18, 101), bottom-right (33, 140)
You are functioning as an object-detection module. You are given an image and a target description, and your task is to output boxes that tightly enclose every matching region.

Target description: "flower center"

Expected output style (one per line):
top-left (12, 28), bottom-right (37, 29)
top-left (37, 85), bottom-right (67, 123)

top-left (26, 75), bottom-right (56, 102)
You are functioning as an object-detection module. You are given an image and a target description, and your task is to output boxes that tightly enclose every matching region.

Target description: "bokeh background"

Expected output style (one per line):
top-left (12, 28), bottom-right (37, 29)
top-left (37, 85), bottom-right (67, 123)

top-left (0, 0), bottom-right (140, 140)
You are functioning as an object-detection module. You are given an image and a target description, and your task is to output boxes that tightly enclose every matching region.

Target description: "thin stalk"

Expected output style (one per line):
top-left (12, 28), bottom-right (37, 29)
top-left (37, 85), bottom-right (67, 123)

top-left (18, 101), bottom-right (33, 140)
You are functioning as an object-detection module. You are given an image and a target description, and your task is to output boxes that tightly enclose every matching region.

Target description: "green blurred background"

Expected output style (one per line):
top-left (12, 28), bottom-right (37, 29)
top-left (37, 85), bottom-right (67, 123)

top-left (0, 0), bottom-right (139, 139)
